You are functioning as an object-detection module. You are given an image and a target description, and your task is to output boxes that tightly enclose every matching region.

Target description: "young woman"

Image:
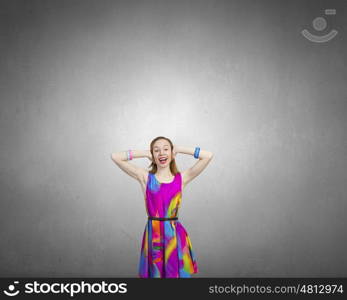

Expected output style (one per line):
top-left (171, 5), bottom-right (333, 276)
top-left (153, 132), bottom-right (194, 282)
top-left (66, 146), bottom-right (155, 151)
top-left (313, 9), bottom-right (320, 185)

top-left (111, 136), bottom-right (213, 278)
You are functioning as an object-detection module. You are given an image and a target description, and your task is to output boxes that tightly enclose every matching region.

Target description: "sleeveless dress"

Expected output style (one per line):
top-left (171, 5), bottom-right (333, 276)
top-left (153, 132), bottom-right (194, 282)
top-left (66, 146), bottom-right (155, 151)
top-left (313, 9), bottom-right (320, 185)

top-left (138, 171), bottom-right (198, 278)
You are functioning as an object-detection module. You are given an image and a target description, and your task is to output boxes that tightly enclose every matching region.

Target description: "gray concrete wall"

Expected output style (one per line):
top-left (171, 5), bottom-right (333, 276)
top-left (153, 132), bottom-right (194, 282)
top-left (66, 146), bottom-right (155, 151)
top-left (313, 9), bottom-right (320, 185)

top-left (0, 0), bottom-right (346, 277)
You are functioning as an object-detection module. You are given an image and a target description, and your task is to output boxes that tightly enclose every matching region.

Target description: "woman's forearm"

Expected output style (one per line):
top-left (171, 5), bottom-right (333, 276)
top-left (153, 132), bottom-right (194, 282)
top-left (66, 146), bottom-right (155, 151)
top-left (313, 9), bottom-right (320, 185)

top-left (175, 146), bottom-right (213, 160)
top-left (111, 149), bottom-right (150, 161)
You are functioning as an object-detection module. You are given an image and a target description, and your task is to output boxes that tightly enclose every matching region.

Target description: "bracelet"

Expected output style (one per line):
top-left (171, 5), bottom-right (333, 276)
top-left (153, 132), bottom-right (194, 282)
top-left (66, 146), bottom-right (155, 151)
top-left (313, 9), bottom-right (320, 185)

top-left (126, 150), bottom-right (133, 160)
top-left (129, 150), bottom-right (133, 160)
top-left (194, 147), bottom-right (200, 159)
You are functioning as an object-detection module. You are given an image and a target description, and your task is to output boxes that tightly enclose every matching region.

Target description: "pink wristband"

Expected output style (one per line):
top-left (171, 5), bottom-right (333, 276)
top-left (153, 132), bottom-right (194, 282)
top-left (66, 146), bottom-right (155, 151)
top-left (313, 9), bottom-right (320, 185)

top-left (129, 150), bottom-right (133, 160)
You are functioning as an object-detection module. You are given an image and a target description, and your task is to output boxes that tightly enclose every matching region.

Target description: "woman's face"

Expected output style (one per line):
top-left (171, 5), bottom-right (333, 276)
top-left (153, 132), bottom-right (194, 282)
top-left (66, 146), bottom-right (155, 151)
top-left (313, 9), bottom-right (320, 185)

top-left (152, 139), bottom-right (172, 168)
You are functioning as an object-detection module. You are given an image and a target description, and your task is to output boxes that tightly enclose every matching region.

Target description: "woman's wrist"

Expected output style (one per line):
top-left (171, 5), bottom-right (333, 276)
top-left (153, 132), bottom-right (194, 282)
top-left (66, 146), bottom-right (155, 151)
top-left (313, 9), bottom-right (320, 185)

top-left (174, 146), bottom-right (210, 159)
top-left (124, 150), bottom-right (148, 160)
top-left (174, 146), bottom-right (193, 156)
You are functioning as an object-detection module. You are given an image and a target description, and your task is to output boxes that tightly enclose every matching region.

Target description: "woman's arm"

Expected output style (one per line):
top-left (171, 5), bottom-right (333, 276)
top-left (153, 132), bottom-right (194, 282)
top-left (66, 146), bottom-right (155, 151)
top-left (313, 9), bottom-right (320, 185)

top-left (175, 145), bottom-right (213, 186)
top-left (111, 150), bottom-right (151, 182)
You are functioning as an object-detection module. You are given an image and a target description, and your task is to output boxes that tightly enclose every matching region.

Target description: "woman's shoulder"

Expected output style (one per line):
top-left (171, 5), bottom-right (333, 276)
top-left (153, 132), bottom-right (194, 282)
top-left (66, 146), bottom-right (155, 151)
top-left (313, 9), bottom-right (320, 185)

top-left (144, 170), bottom-right (151, 179)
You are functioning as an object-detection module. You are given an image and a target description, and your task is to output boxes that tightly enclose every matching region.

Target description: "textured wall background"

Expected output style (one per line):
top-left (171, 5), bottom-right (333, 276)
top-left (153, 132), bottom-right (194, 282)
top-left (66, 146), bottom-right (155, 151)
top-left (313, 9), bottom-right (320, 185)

top-left (0, 0), bottom-right (346, 277)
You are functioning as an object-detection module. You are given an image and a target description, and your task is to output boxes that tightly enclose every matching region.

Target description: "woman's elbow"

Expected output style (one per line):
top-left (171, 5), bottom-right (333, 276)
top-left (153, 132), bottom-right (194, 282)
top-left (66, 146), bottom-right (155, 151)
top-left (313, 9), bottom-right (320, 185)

top-left (111, 152), bottom-right (122, 163)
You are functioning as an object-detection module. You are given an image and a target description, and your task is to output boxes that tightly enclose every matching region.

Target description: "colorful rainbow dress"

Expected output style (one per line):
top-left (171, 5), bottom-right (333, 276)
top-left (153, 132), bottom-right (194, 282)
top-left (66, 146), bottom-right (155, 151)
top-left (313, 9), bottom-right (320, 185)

top-left (138, 171), bottom-right (198, 278)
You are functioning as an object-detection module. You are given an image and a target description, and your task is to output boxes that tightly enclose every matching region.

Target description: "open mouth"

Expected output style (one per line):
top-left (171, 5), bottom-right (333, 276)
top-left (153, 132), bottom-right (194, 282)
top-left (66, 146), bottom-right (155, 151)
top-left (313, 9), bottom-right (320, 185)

top-left (159, 157), bottom-right (168, 164)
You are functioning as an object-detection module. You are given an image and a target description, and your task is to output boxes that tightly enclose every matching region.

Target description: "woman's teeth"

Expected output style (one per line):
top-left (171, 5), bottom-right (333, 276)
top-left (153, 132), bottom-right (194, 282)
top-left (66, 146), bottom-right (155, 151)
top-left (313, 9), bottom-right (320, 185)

top-left (159, 158), bottom-right (167, 164)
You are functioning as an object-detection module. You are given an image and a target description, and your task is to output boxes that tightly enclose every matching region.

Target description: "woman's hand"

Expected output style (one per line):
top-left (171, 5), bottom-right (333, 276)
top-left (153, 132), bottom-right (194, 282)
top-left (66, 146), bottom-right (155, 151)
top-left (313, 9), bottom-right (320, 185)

top-left (172, 145), bottom-right (178, 159)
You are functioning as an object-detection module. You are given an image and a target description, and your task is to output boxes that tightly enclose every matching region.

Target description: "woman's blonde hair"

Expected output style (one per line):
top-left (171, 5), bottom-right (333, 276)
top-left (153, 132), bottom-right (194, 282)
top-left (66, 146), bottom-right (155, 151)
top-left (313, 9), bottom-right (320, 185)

top-left (148, 136), bottom-right (179, 175)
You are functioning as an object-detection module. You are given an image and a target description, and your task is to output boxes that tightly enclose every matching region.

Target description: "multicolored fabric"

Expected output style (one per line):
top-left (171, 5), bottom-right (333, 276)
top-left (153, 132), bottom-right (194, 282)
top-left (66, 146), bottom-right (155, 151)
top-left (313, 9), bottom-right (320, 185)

top-left (138, 172), bottom-right (198, 278)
